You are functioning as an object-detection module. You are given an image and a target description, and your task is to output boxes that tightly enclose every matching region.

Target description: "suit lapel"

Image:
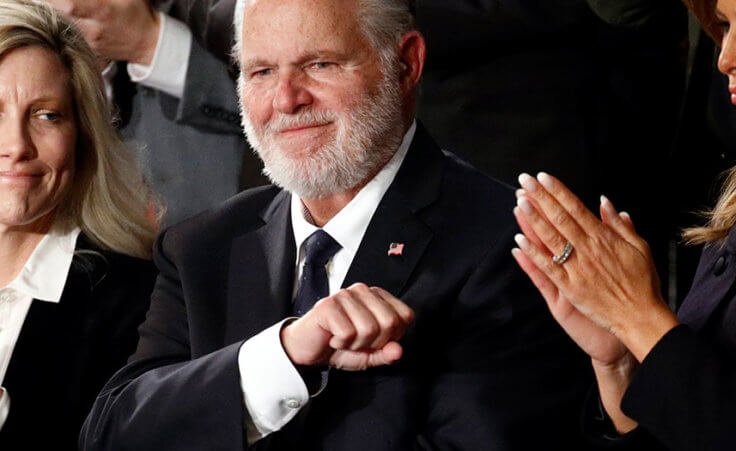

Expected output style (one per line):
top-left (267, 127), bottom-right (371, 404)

top-left (226, 191), bottom-right (296, 342)
top-left (3, 249), bottom-right (100, 394)
top-left (342, 124), bottom-right (443, 297)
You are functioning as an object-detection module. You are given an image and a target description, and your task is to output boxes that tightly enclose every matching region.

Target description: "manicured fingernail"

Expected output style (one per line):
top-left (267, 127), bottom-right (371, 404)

top-left (518, 173), bottom-right (538, 191)
top-left (513, 206), bottom-right (521, 216)
top-left (514, 233), bottom-right (530, 250)
top-left (600, 195), bottom-right (617, 215)
top-left (537, 172), bottom-right (553, 189)
top-left (515, 189), bottom-right (526, 198)
top-left (517, 196), bottom-right (534, 214)
top-left (511, 248), bottom-right (521, 258)
top-left (620, 211), bottom-right (630, 220)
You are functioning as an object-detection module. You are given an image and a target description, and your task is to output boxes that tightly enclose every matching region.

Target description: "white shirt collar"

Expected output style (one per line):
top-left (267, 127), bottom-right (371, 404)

top-left (6, 225), bottom-right (81, 303)
top-left (291, 121), bottom-right (417, 256)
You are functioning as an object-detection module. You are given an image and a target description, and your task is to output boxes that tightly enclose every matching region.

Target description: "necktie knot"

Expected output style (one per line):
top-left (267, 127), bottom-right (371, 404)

top-left (293, 230), bottom-right (341, 317)
top-left (303, 230), bottom-right (341, 268)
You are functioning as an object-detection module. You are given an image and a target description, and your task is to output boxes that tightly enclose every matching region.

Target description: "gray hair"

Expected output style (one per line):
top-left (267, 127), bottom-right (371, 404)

top-left (232, 0), bottom-right (415, 66)
top-left (0, 0), bottom-right (158, 259)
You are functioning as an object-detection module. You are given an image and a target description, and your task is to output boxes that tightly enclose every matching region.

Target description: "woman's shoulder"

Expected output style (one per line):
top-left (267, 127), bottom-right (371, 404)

top-left (71, 233), bottom-right (157, 292)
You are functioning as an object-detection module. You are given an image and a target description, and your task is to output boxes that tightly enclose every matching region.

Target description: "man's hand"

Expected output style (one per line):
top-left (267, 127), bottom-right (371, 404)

top-left (44, 0), bottom-right (161, 65)
top-left (280, 284), bottom-right (414, 371)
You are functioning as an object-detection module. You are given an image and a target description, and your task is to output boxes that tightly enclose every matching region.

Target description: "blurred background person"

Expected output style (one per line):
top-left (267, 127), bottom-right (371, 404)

top-left (0, 1), bottom-right (157, 448)
top-left (42, 0), bottom-right (267, 226)
top-left (415, 0), bottom-right (688, 300)
top-left (512, 0), bottom-right (736, 448)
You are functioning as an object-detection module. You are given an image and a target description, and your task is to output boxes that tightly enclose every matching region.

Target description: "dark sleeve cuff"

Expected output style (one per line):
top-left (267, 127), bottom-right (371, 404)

top-left (581, 384), bottom-right (660, 449)
top-left (621, 324), bottom-right (694, 418)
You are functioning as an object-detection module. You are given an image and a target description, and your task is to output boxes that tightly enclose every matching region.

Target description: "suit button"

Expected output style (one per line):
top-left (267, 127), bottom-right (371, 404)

top-left (713, 256), bottom-right (728, 276)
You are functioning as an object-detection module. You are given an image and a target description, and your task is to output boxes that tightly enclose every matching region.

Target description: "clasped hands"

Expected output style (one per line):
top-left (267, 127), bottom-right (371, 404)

top-left (280, 283), bottom-right (414, 371)
top-left (511, 172), bottom-right (679, 364)
top-left (42, 0), bottom-right (160, 65)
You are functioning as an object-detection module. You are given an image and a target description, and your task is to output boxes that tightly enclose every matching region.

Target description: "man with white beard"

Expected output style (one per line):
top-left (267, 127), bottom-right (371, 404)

top-left (81, 0), bottom-right (591, 449)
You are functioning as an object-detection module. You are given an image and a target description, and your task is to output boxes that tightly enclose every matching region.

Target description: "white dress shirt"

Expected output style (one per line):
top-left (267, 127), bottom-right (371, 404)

top-left (102, 12), bottom-right (192, 101)
top-left (0, 225), bottom-right (81, 430)
top-left (238, 121), bottom-right (417, 444)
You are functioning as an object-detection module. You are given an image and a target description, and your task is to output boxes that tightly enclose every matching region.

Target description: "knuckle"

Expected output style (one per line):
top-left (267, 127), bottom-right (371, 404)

top-left (315, 296), bottom-right (337, 313)
top-left (379, 315), bottom-right (400, 331)
top-left (338, 328), bottom-right (356, 342)
top-left (550, 210), bottom-right (570, 228)
top-left (349, 282), bottom-right (369, 292)
top-left (568, 199), bottom-right (588, 218)
top-left (361, 322), bottom-right (379, 338)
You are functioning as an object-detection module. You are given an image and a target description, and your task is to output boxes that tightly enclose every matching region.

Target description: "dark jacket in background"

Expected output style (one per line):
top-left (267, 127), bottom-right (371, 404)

top-left (415, 0), bottom-right (687, 291)
top-left (0, 236), bottom-right (156, 450)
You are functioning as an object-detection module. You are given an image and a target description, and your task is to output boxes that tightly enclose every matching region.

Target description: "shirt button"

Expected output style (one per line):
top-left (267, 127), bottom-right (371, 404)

top-left (286, 399), bottom-right (301, 409)
top-left (0, 291), bottom-right (14, 302)
top-left (714, 256), bottom-right (728, 276)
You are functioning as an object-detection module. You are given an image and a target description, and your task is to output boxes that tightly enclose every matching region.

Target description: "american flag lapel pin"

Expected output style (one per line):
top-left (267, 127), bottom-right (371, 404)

top-left (388, 242), bottom-right (405, 256)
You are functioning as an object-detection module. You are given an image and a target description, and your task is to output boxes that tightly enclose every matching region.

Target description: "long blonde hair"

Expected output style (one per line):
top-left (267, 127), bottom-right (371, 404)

top-left (0, 0), bottom-right (158, 258)
top-left (680, 0), bottom-right (736, 245)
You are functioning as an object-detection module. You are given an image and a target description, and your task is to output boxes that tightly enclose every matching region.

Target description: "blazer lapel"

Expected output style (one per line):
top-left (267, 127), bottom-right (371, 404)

top-left (342, 123), bottom-right (443, 297)
top-left (3, 248), bottom-right (101, 396)
top-left (226, 190), bottom-right (296, 342)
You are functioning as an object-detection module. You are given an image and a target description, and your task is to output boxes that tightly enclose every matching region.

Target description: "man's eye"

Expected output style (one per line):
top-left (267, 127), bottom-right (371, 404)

top-left (311, 62), bottom-right (334, 70)
top-left (252, 68), bottom-right (273, 78)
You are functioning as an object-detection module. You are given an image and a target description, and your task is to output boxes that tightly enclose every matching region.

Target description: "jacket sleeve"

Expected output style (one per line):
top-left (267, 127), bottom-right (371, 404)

top-left (80, 230), bottom-right (247, 451)
top-left (419, 225), bottom-right (593, 450)
top-left (169, 36), bottom-right (243, 134)
top-left (621, 324), bottom-right (736, 451)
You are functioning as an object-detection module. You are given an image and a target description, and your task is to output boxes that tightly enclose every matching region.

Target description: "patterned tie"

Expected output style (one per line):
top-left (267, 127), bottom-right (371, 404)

top-left (293, 230), bottom-right (342, 316)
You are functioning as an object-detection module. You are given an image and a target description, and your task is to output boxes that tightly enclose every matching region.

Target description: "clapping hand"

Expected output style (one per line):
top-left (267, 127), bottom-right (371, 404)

top-left (512, 172), bottom-right (678, 362)
top-left (512, 199), bottom-right (629, 368)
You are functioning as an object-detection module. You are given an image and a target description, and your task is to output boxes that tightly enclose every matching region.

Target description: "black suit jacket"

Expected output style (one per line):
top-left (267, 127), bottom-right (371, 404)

top-left (613, 226), bottom-right (736, 450)
top-left (0, 236), bottom-right (155, 450)
top-left (81, 125), bottom-right (591, 450)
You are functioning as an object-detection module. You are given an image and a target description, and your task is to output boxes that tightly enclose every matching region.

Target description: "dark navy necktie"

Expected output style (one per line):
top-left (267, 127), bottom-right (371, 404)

top-left (293, 230), bottom-right (341, 316)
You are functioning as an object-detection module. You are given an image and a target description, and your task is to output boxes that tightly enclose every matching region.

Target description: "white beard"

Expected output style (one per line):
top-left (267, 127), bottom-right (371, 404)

top-left (239, 64), bottom-right (405, 199)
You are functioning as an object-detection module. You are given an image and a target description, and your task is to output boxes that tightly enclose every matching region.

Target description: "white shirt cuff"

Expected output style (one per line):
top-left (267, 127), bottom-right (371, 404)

top-left (238, 319), bottom-right (309, 445)
top-left (0, 387), bottom-right (9, 431)
top-left (127, 12), bottom-right (192, 99)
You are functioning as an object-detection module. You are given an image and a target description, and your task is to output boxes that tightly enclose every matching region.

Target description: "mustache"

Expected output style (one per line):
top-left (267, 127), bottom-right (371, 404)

top-left (265, 109), bottom-right (338, 133)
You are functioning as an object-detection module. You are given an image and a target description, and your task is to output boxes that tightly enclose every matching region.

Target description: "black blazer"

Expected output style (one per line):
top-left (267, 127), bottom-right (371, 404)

top-left (0, 236), bottom-right (155, 450)
top-left (610, 226), bottom-right (736, 451)
top-left (81, 125), bottom-right (591, 450)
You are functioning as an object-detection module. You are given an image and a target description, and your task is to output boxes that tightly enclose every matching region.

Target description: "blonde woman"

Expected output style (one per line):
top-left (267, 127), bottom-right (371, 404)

top-left (512, 0), bottom-right (736, 449)
top-left (0, 0), bottom-right (158, 448)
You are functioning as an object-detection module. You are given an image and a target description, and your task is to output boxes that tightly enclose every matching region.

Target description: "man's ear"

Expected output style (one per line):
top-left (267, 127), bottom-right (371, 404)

top-left (397, 31), bottom-right (426, 94)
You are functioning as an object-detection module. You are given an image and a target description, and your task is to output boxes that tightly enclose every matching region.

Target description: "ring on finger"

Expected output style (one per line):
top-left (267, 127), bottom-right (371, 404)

top-left (552, 242), bottom-right (574, 265)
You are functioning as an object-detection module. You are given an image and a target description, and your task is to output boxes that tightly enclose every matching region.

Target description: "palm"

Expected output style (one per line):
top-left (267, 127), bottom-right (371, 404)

top-left (548, 292), bottom-right (628, 365)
